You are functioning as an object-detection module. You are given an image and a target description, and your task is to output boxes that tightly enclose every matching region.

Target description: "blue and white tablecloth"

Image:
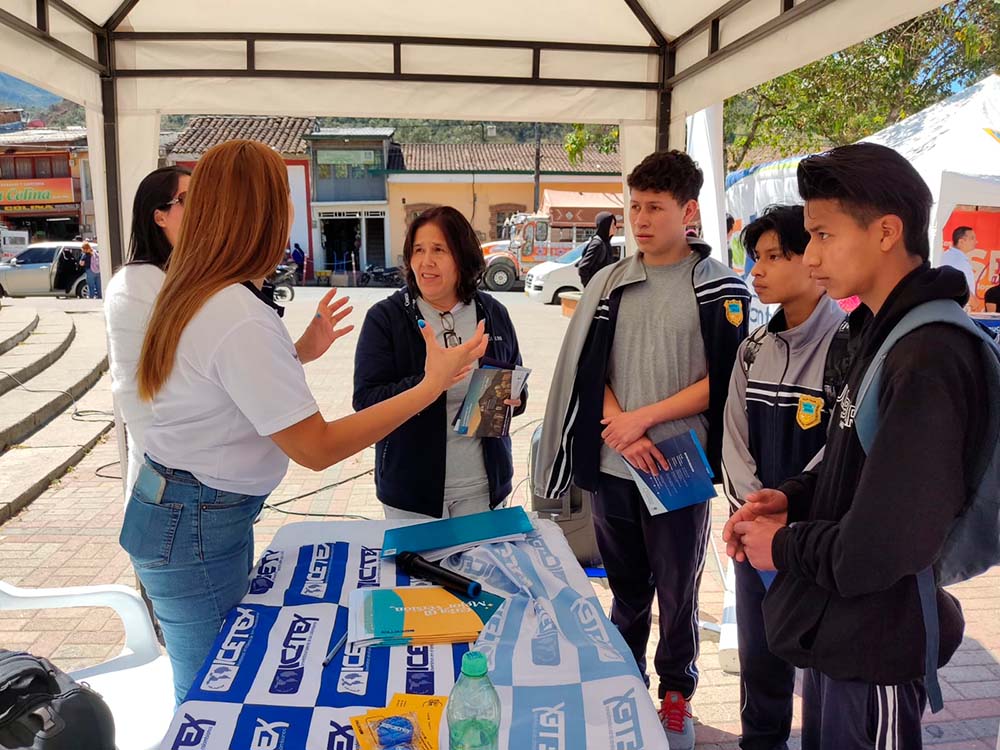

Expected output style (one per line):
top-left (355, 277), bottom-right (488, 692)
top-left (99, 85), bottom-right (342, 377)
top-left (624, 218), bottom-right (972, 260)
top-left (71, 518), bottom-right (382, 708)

top-left (159, 518), bottom-right (667, 750)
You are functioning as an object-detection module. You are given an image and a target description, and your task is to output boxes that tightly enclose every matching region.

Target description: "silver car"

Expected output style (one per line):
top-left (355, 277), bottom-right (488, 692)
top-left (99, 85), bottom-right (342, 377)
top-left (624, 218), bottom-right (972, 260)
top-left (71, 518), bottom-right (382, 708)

top-left (0, 242), bottom-right (92, 298)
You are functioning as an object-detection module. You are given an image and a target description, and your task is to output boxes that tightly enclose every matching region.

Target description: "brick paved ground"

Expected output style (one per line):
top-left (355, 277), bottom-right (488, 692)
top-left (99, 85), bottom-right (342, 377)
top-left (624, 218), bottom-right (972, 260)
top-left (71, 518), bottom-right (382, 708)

top-left (0, 289), bottom-right (998, 748)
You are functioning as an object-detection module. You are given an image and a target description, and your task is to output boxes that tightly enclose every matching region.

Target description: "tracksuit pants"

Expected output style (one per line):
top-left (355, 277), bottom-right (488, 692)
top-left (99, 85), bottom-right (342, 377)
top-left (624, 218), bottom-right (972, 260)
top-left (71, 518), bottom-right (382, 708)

top-left (592, 472), bottom-right (712, 699)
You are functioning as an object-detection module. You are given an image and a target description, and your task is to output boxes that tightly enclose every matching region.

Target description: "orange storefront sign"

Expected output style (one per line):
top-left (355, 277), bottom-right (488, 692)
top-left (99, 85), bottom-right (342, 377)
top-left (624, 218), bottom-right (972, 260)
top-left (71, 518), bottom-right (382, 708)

top-left (0, 178), bottom-right (74, 206)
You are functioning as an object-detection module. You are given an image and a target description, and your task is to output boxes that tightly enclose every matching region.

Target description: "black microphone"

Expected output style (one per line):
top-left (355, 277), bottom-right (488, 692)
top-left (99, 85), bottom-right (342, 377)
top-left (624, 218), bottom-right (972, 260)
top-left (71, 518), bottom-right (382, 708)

top-left (396, 551), bottom-right (482, 598)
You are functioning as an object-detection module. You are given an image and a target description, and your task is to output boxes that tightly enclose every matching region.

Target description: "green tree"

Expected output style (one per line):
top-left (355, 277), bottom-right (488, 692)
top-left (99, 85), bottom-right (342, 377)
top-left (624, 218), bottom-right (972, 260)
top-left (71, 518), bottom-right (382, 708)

top-left (565, 0), bottom-right (1000, 172)
top-left (725, 0), bottom-right (1000, 170)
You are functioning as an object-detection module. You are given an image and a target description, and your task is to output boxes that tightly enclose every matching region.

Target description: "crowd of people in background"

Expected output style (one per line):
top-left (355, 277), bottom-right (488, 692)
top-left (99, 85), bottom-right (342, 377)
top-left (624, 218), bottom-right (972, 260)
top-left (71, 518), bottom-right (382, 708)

top-left (101, 138), bottom-right (995, 750)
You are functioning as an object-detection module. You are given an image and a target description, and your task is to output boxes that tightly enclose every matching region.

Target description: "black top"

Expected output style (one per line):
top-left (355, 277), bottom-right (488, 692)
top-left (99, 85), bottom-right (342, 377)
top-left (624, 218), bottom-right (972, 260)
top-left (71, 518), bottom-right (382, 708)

top-left (767, 264), bottom-right (984, 684)
top-left (984, 284), bottom-right (1000, 307)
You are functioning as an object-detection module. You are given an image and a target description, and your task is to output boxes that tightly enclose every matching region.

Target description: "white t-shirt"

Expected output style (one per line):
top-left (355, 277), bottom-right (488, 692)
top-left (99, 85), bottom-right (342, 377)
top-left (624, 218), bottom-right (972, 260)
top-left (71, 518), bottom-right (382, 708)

top-left (941, 246), bottom-right (976, 296)
top-left (144, 284), bottom-right (318, 496)
top-left (104, 263), bottom-right (166, 499)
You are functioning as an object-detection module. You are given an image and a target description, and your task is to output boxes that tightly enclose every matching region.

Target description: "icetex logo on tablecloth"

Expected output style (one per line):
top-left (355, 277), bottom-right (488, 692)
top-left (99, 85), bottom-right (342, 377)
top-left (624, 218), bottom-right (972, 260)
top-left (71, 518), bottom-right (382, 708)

top-left (201, 607), bottom-right (257, 692)
top-left (270, 614), bottom-right (320, 694)
top-left (604, 689), bottom-right (643, 750)
top-left (251, 550), bottom-right (284, 595)
top-left (326, 720), bottom-right (356, 750)
top-left (171, 714), bottom-right (217, 750)
top-left (532, 703), bottom-right (567, 750)
top-left (406, 645), bottom-right (435, 694)
top-left (358, 546), bottom-right (380, 588)
top-left (251, 719), bottom-right (289, 750)
top-left (302, 544), bottom-right (332, 598)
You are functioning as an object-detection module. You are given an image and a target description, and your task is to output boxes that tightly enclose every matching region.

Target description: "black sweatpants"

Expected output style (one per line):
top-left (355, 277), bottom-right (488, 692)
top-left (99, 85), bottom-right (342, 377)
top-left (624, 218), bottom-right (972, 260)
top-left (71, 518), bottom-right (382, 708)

top-left (735, 558), bottom-right (795, 750)
top-left (592, 472), bottom-right (711, 699)
top-left (802, 669), bottom-right (926, 750)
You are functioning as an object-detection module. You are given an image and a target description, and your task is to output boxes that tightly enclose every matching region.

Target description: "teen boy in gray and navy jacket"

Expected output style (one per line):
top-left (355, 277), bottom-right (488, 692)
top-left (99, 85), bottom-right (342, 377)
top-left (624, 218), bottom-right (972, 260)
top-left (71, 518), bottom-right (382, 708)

top-left (726, 143), bottom-right (986, 750)
top-left (535, 150), bottom-right (750, 750)
top-left (721, 204), bottom-right (848, 750)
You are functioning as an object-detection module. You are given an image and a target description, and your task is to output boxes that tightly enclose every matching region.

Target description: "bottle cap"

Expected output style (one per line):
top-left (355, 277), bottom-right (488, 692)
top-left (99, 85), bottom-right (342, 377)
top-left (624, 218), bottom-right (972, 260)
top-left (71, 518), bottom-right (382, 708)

top-left (461, 651), bottom-right (488, 677)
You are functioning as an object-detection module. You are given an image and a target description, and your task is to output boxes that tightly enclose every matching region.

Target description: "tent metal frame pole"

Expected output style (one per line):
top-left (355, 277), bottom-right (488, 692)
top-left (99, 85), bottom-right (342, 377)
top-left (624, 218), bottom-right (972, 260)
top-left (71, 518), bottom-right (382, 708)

top-left (621, 0), bottom-right (672, 151)
top-left (0, 6), bottom-right (105, 74)
top-left (111, 30), bottom-right (657, 55)
top-left (112, 67), bottom-right (658, 91)
top-left (97, 30), bottom-right (125, 270)
top-left (667, 0), bottom-right (838, 86)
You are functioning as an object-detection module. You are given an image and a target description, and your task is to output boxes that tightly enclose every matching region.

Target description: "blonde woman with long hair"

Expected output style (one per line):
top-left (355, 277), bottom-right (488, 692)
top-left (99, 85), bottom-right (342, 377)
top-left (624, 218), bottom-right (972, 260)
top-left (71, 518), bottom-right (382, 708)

top-left (119, 140), bottom-right (486, 703)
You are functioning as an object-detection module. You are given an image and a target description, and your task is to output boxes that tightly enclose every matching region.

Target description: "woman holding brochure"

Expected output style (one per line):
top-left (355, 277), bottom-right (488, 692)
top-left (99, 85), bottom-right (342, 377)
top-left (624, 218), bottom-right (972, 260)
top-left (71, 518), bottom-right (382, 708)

top-left (120, 142), bottom-right (486, 704)
top-left (354, 206), bottom-right (527, 520)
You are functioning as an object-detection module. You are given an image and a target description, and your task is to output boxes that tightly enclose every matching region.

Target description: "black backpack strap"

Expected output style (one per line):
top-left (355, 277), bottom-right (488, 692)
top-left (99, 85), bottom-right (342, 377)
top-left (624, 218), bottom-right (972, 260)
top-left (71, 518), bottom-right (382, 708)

top-left (741, 324), bottom-right (768, 377)
top-left (916, 567), bottom-right (943, 713)
top-left (821, 317), bottom-right (852, 412)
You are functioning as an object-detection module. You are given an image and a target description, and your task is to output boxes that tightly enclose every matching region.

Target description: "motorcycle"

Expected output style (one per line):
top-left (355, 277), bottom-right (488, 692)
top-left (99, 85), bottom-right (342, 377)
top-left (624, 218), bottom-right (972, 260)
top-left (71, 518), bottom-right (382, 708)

top-left (359, 264), bottom-right (403, 287)
top-left (268, 263), bottom-right (296, 302)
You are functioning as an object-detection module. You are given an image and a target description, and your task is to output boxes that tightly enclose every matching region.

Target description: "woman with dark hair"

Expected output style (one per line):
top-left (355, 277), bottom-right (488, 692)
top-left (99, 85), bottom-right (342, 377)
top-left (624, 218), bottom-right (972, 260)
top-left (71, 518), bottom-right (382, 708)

top-left (354, 205), bottom-right (528, 520)
top-left (104, 166), bottom-right (191, 498)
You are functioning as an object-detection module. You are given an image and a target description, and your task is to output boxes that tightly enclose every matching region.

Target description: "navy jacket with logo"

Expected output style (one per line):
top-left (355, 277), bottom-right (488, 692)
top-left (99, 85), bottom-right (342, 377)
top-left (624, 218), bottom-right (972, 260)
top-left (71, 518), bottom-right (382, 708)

top-left (353, 288), bottom-right (526, 517)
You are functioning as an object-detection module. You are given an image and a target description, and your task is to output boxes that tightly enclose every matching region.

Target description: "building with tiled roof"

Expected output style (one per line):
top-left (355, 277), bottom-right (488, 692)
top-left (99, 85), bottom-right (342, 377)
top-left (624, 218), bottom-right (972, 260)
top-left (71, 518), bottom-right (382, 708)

top-left (169, 115), bottom-right (316, 158)
top-left (395, 143), bottom-right (619, 174)
top-left (162, 115), bottom-right (623, 285)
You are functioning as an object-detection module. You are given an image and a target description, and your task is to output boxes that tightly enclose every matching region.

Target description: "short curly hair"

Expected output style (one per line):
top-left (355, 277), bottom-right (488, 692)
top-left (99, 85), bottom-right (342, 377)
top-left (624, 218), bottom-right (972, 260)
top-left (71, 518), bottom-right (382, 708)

top-left (626, 150), bottom-right (704, 203)
top-left (402, 206), bottom-right (485, 304)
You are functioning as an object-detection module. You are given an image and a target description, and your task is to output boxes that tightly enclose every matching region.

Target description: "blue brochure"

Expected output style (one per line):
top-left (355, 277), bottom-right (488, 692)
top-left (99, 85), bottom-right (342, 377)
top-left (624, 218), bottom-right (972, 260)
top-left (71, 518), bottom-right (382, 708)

top-left (381, 506), bottom-right (534, 560)
top-left (623, 429), bottom-right (717, 514)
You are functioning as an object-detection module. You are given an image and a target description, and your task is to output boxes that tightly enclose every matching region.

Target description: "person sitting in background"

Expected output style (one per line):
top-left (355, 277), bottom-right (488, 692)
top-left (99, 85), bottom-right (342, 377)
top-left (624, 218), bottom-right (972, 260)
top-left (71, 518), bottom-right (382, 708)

top-left (984, 282), bottom-right (1000, 312)
top-left (354, 205), bottom-right (527, 520)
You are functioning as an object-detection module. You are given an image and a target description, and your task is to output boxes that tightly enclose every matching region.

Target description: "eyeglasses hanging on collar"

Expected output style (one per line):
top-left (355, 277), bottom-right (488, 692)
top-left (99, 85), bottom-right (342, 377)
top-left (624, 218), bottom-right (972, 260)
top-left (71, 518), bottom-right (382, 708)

top-left (439, 311), bottom-right (462, 348)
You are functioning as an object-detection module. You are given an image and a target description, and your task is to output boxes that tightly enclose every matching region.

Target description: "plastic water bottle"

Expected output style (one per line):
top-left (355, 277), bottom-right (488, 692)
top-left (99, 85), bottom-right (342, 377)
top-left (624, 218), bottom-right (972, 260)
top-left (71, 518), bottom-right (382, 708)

top-left (447, 651), bottom-right (500, 750)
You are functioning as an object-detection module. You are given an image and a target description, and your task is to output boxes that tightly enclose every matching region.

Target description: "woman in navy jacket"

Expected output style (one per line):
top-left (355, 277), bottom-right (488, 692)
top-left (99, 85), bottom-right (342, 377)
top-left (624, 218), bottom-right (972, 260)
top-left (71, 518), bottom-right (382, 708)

top-left (354, 206), bottom-right (527, 519)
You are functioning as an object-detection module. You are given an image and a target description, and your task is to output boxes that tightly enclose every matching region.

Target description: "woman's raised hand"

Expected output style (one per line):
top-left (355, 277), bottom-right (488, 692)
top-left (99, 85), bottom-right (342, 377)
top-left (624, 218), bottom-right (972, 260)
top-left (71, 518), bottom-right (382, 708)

top-left (419, 319), bottom-right (488, 393)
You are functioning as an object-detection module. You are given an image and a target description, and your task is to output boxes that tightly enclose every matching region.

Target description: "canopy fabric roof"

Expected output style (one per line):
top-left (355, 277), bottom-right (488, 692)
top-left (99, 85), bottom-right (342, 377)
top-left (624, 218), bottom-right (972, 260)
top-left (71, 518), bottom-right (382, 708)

top-left (0, 0), bottom-right (947, 267)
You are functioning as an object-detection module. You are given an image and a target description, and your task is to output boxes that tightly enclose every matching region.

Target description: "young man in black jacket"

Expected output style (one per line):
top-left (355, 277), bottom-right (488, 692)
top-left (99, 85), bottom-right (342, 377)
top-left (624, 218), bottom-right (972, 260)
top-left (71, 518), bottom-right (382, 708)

top-left (724, 143), bottom-right (985, 749)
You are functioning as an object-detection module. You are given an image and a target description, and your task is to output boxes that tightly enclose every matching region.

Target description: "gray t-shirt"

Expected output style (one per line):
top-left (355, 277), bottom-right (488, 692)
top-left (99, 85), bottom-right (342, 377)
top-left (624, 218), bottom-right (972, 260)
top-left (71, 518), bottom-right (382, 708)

top-left (416, 298), bottom-right (490, 500)
top-left (599, 253), bottom-right (709, 479)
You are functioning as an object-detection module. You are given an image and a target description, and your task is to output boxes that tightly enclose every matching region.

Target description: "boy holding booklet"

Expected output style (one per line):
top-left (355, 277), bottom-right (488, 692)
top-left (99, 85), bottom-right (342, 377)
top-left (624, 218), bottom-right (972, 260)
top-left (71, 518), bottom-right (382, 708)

top-left (721, 204), bottom-right (847, 750)
top-left (535, 150), bottom-right (749, 748)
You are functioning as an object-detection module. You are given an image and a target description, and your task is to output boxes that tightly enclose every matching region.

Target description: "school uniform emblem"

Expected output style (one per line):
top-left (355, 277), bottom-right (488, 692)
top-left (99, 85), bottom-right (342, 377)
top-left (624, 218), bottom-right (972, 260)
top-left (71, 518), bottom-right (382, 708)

top-left (796, 395), bottom-right (824, 430)
top-left (724, 299), bottom-right (744, 327)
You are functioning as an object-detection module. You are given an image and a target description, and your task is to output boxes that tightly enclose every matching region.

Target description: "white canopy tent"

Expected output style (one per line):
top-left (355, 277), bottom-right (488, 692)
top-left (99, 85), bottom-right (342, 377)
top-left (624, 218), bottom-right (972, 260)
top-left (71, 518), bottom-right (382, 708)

top-left (726, 74), bottom-right (1000, 266)
top-left (1, 0), bottom-right (947, 271)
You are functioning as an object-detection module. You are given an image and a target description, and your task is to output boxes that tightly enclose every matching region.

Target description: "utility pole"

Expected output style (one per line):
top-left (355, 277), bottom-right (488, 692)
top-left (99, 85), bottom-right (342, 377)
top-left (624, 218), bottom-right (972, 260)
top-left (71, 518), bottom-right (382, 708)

top-left (533, 122), bottom-right (541, 212)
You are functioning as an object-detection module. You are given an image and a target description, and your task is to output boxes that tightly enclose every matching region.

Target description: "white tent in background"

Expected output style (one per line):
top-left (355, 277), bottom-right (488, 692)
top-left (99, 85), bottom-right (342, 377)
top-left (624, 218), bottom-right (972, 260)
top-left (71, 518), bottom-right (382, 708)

top-left (726, 74), bottom-right (1000, 266)
top-left (867, 75), bottom-right (1000, 264)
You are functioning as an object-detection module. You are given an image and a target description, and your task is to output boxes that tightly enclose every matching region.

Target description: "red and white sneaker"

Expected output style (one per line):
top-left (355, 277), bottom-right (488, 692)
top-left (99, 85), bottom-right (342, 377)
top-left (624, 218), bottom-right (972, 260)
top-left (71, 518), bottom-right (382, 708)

top-left (658, 690), bottom-right (695, 749)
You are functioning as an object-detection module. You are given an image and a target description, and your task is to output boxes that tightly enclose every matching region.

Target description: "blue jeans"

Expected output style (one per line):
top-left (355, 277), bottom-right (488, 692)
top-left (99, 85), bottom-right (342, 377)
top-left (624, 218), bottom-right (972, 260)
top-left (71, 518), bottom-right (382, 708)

top-left (86, 269), bottom-right (101, 299)
top-left (119, 459), bottom-right (267, 704)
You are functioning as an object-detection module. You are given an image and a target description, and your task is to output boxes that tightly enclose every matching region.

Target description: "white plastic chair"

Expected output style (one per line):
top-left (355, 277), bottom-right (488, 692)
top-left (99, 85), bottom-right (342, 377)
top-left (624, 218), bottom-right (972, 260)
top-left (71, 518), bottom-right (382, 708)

top-left (0, 581), bottom-right (174, 750)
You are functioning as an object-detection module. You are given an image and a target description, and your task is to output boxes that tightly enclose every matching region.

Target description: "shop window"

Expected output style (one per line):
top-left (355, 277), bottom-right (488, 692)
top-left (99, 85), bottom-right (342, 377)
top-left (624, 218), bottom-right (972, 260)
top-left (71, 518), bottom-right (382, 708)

top-left (0, 157), bottom-right (14, 179)
top-left (15, 159), bottom-right (32, 179)
top-left (34, 157), bottom-right (52, 178)
top-left (52, 157), bottom-right (70, 178)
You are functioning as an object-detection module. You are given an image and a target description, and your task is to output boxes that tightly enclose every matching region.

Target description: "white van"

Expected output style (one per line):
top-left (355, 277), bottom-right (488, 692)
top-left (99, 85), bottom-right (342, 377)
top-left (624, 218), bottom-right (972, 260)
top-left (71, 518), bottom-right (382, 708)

top-left (525, 236), bottom-right (625, 304)
top-left (0, 227), bottom-right (30, 261)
